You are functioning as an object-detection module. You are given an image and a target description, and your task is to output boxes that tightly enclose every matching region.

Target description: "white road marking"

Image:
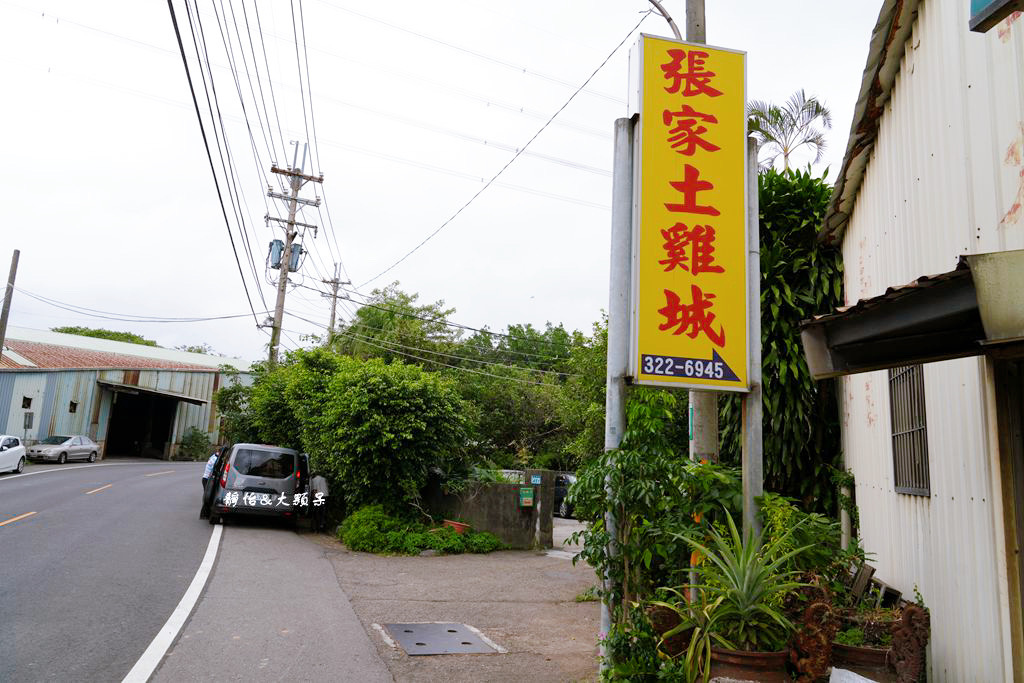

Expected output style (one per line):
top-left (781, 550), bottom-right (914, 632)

top-left (371, 623), bottom-right (397, 649)
top-left (0, 511), bottom-right (37, 528)
top-left (0, 462), bottom-right (198, 484)
top-left (121, 524), bottom-right (223, 683)
top-left (85, 483), bottom-right (112, 495)
top-left (545, 549), bottom-right (576, 560)
top-left (144, 471), bottom-right (175, 477)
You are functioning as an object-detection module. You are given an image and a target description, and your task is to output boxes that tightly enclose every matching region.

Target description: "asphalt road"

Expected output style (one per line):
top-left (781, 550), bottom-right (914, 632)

top-left (0, 460), bottom-right (211, 682)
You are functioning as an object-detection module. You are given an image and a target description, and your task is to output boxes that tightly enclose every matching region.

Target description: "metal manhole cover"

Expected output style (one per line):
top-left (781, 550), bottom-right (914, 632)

top-left (383, 622), bottom-right (498, 655)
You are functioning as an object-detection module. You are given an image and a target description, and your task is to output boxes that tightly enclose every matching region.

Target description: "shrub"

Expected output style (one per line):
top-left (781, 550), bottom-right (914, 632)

top-left (338, 506), bottom-right (503, 555)
top-left (339, 505), bottom-right (416, 553)
top-left (178, 427), bottom-right (211, 461)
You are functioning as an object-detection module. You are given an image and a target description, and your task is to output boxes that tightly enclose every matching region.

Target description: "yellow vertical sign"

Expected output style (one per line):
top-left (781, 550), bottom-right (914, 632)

top-left (631, 35), bottom-right (748, 391)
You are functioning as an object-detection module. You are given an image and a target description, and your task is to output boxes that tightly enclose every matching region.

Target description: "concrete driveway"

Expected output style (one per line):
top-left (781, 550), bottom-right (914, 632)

top-left (316, 516), bottom-right (599, 682)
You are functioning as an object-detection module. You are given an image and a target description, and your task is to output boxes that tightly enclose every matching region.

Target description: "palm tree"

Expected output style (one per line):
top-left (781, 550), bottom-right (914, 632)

top-left (747, 90), bottom-right (832, 171)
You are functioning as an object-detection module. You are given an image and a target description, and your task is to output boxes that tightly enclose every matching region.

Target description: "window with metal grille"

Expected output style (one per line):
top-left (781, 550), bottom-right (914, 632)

top-left (888, 365), bottom-right (931, 496)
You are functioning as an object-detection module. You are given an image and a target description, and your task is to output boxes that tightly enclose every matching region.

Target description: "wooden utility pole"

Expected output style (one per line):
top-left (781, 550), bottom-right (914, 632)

top-left (322, 262), bottom-right (349, 346)
top-left (267, 142), bottom-right (322, 364)
top-left (0, 249), bottom-right (20, 365)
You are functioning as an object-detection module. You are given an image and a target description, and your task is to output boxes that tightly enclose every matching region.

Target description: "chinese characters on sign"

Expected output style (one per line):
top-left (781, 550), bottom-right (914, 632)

top-left (222, 491), bottom-right (325, 508)
top-left (631, 36), bottom-right (747, 390)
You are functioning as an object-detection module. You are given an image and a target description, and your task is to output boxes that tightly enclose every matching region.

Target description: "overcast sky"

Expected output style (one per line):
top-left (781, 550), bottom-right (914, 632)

top-left (1, 1), bottom-right (880, 362)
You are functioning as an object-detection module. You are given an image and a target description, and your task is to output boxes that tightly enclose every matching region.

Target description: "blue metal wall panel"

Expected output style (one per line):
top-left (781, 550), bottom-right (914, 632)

top-left (0, 373), bottom-right (15, 434)
top-left (37, 373), bottom-right (59, 438)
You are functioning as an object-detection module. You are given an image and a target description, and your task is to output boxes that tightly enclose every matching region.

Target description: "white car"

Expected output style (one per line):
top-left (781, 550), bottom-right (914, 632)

top-left (0, 435), bottom-right (27, 474)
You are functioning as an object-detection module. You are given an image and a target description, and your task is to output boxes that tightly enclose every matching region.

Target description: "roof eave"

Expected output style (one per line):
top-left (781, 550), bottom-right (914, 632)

top-left (819, 0), bottom-right (923, 246)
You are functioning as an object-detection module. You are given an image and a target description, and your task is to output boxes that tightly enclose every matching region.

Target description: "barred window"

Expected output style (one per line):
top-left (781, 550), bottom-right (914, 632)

top-left (888, 365), bottom-right (931, 496)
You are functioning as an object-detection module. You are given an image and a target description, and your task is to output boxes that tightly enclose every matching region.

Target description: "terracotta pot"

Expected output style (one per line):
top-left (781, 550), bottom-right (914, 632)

top-left (832, 642), bottom-right (891, 668)
top-left (709, 646), bottom-right (791, 682)
top-left (442, 519), bottom-right (470, 534)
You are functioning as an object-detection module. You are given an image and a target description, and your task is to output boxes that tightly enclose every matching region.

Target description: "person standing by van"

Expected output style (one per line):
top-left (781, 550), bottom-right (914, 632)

top-left (202, 446), bottom-right (221, 490)
top-left (310, 472), bottom-right (329, 533)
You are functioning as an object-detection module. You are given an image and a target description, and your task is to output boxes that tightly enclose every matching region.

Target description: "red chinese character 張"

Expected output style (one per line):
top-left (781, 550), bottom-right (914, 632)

top-left (665, 164), bottom-right (720, 216)
top-left (657, 285), bottom-right (726, 347)
top-left (662, 105), bottom-right (720, 156)
top-left (660, 49), bottom-right (723, 97)
top-left (659, 223), bottom-right (725, 275)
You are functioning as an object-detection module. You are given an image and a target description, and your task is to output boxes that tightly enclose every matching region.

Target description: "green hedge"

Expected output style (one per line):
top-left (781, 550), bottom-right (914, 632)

top-left (339, 505), bottom-right (502, 555)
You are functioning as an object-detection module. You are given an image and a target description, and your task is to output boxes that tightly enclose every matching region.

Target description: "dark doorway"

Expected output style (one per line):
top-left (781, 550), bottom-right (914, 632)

top-left (105, 390), bottom-right (178, 458)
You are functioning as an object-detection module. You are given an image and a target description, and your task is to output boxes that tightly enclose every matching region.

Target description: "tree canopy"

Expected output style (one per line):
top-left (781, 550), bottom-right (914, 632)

top-left (51, 326), bottom-right (158, 346)
top-left (747, 90), bottom-right (832, 171)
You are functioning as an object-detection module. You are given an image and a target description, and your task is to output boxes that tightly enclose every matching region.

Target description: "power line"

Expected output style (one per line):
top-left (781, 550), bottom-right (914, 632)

top-left (330, 313), bottom-right (571, 363)
top-left (166, 0), bottom-right (261, 325)
top-left (16, 286), bottom-right (269, 323)
top-left (333, 327), bottom-right (559, 387)
top-left (289, 311), bottom-right (574, 375)
top-left (251, 1), bottom-right (289, 162)
top-left (187, 0), bottom-right (269, 311)
top-left (297, 0), bottom-right (348, 280)
top-left (314, 0), bottom-right (625, 105)
top-left (301, 282), bottom-right (576, 350)
top-left (358, 11), bottom-right (650, 288)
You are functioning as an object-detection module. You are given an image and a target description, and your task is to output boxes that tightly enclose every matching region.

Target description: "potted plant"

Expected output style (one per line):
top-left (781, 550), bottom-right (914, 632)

top-left (832, 602), bottom-right (930, 682)
top-left (671, 510), bottom-right (812, 683)
top-left (441, 518), bottom-right (471, 534)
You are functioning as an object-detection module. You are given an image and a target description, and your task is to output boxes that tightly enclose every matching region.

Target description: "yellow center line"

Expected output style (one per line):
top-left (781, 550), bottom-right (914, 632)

top-left (85, 483), bottom-right (113, 495)
top-left (0, 511), bottom-right (37, 528)
top-left (145, 470), bottom-right (175, 477)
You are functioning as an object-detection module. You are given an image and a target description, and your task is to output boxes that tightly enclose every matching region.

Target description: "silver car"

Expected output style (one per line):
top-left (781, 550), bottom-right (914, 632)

top-left (27, 435), bottom-right (99, 464)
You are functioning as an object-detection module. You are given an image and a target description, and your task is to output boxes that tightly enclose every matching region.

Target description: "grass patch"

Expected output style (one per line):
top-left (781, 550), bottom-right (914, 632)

top-left (575, 585), bottom-right (600, 602)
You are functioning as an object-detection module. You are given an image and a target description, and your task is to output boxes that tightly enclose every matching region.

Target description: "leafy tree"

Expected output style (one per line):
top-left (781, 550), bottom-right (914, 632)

top-left (213, 366), bottom-right (257, 444)
top-left (719, 167), bottom-right (843, 512)
top-left (333, 282), bottom-right (460, 366)
top-left (52, 326), bottom-right (158, 346)
top-left (747, 90), bottom-right (832, 171)
top-left (455, 366), bottom-right (563, 468)
top-left (496, 322), bottom-right (574, 373)
top-left (247, 363), bottom-right (302, 450)
top-left (557, 318), bottom-right (609, 466)
top-left (176, 343), bottom-right (219, 355)
top-left (178, 427), bottom-right (212, 460)
top-left (265, 349), bottom-right (467, 513)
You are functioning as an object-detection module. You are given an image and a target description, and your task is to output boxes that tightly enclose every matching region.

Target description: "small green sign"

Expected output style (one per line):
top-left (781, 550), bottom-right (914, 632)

top-left (519, 486), bottom-right (534, 507)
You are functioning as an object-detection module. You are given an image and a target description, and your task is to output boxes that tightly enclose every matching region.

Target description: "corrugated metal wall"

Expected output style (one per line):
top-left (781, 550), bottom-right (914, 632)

top-left (0, 373), bottom-right (47, 442)
top-left (0, 369), bottom-right (234, 455)
top-left (840, 0), bottom-right (1024, 679)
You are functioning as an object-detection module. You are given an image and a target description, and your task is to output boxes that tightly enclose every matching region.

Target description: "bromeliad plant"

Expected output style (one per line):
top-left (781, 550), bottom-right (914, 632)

top-left (678, 509), bottom-right (812, 653)
top-left (648, 589), bottom-right (728, 683)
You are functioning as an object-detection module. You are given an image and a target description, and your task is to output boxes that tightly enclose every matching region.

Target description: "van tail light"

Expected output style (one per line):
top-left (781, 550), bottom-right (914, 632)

top-left (220, 462), bottom-right (230, 487)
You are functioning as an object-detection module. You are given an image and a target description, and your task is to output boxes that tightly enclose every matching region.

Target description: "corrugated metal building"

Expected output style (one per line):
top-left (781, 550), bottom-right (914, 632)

top-left (800, 1), bottom-right (1024, 679)
top-left (0, 327), bottom-right (251, 459)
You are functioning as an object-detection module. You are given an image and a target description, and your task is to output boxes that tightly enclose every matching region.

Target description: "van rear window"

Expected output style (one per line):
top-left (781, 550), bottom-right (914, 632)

top-left (232, 449), bottom-right (294, 478)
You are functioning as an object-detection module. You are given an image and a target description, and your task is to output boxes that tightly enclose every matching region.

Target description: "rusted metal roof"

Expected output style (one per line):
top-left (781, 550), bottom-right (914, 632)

top-left (806, 256), bottom-right (971, 325)
top-left (0, 339), bottom-right (218, 371)
top-left (799, 250), bottom-right (1024, 379)
top-left (819, 0), bottom-right (923, 245)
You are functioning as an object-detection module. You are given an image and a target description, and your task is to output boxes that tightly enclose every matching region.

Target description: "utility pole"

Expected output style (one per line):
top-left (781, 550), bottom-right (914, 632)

top-left (321, 263), bottom-right (349, 346)
top-left (679, 0), bottom-right (720, 466)
top-left (0, 249), bottom-right (20, 365)
top-left (267, 142), bottom-right (322, 365)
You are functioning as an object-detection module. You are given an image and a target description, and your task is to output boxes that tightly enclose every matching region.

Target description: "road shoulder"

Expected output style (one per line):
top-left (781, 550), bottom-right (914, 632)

top-left (152, 523), bottom-right (392, 682)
